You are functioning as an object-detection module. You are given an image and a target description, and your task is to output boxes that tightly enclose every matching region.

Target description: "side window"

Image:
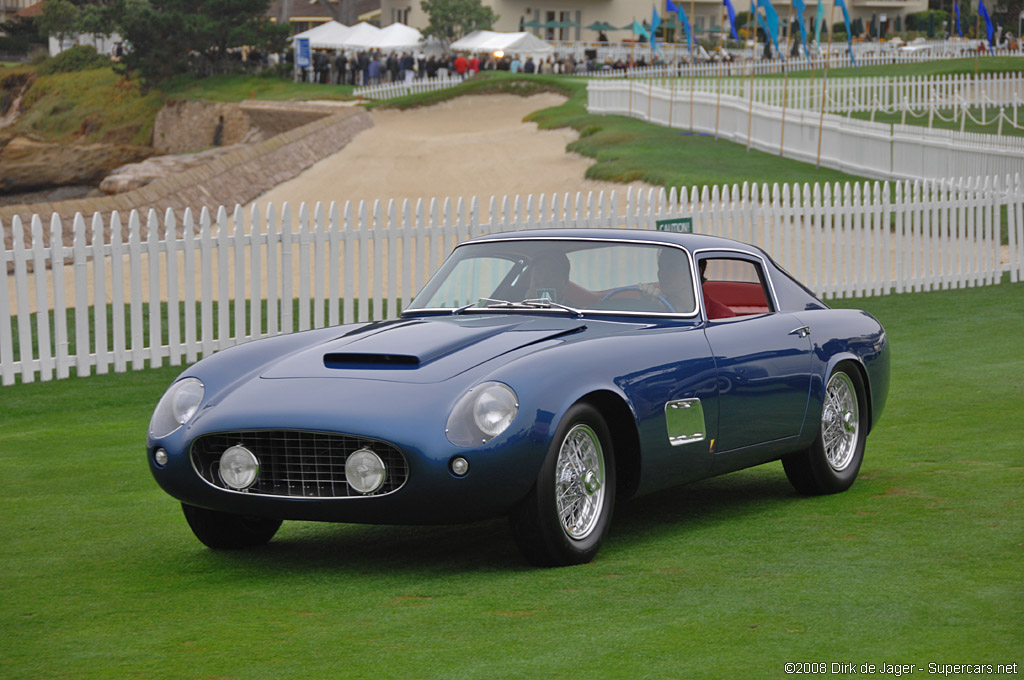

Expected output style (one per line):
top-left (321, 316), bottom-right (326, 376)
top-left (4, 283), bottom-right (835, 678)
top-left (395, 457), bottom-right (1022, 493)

top-left (698, 257), bottom-right (773, 320)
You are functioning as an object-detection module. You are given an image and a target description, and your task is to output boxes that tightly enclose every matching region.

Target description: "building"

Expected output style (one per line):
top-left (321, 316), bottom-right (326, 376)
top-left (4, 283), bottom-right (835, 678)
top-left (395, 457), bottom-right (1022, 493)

top-left (378, 0), bottom-right (930, 43)
top-left (2, 0), bottom-right (41, 23)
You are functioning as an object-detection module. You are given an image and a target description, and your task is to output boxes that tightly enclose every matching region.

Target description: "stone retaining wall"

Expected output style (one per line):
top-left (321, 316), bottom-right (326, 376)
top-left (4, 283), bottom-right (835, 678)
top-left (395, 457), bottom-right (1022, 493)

top-left (1, 106), bottom-right (372, 250)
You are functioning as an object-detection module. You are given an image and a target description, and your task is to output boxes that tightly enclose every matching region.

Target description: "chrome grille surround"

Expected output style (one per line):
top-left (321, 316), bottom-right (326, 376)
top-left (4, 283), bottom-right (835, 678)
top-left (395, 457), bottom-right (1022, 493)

top-left (190, 430), bottom-right (408, 498)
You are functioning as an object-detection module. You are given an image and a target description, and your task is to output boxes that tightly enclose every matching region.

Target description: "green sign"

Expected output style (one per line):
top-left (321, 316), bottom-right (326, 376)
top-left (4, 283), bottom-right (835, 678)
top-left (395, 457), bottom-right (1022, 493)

top-left (656, 217), bottom-right (693, 233)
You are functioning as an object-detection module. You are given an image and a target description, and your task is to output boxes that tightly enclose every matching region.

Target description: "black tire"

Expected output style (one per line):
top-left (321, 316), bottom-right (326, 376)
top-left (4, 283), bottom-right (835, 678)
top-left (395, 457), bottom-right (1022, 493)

top-left (783, 364), bottom-right (868, 495)
top-left (509, 403), bottom-right (616, 567)
top-left (181, 503), bottom-right (282, 549)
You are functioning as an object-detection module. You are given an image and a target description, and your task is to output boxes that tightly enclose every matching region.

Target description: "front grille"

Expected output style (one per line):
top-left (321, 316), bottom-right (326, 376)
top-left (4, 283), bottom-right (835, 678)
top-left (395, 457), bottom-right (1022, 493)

top-left (191, 430), bottom-right (408, 498)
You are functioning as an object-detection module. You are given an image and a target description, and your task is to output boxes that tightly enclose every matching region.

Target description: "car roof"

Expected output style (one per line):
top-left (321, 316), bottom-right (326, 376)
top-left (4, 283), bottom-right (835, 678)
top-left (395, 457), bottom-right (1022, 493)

top-left (467, 228), bottom-right (768, 258)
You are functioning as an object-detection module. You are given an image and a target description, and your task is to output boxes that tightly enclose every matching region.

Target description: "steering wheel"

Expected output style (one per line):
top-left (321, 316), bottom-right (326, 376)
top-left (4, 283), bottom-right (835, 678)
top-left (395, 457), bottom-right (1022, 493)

top-left (600, 286), bottom-right (676, 313)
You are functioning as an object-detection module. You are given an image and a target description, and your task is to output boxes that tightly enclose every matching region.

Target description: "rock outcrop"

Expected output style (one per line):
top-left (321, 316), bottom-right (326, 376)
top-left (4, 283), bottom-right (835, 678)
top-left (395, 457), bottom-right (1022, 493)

top-left (99, 140), bottom-right (258, 195)
top-left (0, 136), bottom-right (153, 192)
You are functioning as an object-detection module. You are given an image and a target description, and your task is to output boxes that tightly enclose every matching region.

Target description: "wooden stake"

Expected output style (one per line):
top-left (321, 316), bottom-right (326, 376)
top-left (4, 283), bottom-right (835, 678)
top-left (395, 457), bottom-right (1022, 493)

top-left (815, 3), bottom-right (837, 168)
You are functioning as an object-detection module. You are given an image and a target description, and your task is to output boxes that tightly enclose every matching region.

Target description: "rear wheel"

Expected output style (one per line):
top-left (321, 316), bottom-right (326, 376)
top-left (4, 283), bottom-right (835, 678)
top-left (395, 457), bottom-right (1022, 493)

top-left (783, 365), bottom-right (867, 495)
top-left (510, 403), bottom-right (616, 567)
top-left (181, 503), bottom-right (282, 549)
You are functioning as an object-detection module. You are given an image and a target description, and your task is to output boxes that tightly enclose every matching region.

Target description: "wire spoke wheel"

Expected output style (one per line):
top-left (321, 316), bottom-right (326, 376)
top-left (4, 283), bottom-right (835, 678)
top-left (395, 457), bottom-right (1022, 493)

top-left (782, 364), bottom-right (867, 496)
top-left (509, 403), bottom-right (615, 566)
top-left (555, 424), bottom-right (605, 540)
top-left (822, 371), bottom-right (859, 472)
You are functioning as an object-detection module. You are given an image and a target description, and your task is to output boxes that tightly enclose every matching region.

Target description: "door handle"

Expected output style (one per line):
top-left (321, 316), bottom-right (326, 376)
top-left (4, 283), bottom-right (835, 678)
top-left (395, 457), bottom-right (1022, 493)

top-left (788, 326), bottom-right (811, 338)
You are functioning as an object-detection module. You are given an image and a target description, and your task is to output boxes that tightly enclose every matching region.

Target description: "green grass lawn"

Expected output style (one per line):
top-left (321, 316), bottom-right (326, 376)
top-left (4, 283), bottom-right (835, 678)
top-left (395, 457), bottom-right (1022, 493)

top-left (1, 279), bottom-right (1021, 679)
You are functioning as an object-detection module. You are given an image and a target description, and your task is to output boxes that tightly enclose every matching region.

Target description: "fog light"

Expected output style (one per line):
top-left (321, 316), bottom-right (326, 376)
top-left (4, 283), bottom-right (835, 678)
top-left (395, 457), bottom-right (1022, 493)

top-left (154, 449), bottom-right (168, 466)
top-left (346, 448), bottom-right (386, 494)
top-left (450, 456), bottom-right (470, 477)
top-left (219, 445), bottom-right (259, 490)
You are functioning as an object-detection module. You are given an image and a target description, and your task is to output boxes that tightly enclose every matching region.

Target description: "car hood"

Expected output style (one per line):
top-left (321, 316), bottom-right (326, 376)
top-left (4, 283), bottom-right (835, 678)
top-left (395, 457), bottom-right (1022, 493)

top-left (259, 314), bottom-right (588, 384)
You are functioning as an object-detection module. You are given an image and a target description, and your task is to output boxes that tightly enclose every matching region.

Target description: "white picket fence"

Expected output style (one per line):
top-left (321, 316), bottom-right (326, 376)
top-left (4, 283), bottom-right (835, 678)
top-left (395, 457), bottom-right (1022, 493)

top-left (353, 74), bottom-right (465, 100)
top-left (563, 45), bottom-right (1024, 78)
top-left (627, 72), bottom-right (1024, 114)
top-left (3, 179), bottom-right (1022, 385)
top-left (587, 79), bottom-right (1024, 181)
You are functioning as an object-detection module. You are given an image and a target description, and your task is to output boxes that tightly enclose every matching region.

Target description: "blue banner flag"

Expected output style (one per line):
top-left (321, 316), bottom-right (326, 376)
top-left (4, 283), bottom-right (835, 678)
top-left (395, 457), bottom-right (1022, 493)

top-left (757, 0), bottom-right (782, 59)
top-left (953, 0), bottom-right (962, 37)
top-left (651, 6), bottom-right (661, 52)
top-left (667, 0), bottom-right (695, 56)
top-left (833, 0), bottom-right (856, 66)
top-left (978, 0), bottom-right (994, 45)
top-left (722, 0), bottom-right (739, 40)
top-left (632, 19), bottom-right (651, 42)
top-left (792, 0), bottom-right (809, 59)
top-left (814, 0), bottom-right (824, 45)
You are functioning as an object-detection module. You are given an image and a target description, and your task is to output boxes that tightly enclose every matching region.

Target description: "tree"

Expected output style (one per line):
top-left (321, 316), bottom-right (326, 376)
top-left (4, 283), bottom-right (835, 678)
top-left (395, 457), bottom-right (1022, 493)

top-left (77, 3), bottom-right (117, 53)
top-left (113, 0), bottom-right (289, 84)
top-left (420, 0), bottom-right (498, 43)
top-left (37, 0), bottom-right (80, 52)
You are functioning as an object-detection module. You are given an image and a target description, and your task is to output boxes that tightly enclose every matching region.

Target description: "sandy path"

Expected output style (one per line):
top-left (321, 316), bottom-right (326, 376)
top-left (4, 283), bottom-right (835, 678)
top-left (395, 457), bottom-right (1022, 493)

top-left (246, 93), bottom-right (652, 217)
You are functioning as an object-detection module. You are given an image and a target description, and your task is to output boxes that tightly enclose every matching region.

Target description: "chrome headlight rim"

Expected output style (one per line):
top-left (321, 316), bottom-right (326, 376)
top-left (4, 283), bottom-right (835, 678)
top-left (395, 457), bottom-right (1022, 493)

top-left (446, 381), bottom-right (519, 447)
top-left (149, 377), bottom-right (205, 439)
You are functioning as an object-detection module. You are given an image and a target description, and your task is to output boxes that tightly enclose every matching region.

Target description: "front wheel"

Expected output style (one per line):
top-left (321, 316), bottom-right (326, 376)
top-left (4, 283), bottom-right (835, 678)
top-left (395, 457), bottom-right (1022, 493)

top-left (783, 365), bottom-right (867, 495)
top-left (509, 404), bottom-right (616, 567)
top-left (181, 503), bottom-right (282, 549)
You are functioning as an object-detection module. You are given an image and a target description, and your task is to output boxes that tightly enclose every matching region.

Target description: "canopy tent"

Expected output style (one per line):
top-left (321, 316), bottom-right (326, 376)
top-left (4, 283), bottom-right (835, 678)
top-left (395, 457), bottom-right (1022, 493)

top-left (292, 21), bottom-right (351, 49)
top-left (449, 30), bottom-right (553, 57)
top-left (368, 22), bottom-right (423, 50)
top-left (335, 21), bottom-right (382, 49)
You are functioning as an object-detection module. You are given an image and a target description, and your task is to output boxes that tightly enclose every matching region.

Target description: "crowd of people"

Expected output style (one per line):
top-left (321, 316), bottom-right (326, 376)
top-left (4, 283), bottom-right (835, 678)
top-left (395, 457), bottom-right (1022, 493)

top-left (297, 49), bottom-right (714, 86)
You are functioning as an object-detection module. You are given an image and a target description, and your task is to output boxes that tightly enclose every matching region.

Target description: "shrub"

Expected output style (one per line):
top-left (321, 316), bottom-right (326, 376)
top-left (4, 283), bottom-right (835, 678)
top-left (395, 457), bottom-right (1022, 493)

top-left (35, 45), bottom-right (111, 75)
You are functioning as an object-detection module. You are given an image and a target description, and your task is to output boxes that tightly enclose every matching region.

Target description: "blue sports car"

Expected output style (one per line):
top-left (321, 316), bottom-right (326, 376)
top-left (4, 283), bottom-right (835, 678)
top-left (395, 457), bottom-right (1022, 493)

top-left (148, 229), bottom-right (889, 566)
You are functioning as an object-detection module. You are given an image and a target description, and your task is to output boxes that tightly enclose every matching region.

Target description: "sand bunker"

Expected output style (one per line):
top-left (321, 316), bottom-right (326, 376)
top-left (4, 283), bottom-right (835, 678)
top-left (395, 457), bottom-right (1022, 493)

top-left (246, 93), bottom-right (653, 216)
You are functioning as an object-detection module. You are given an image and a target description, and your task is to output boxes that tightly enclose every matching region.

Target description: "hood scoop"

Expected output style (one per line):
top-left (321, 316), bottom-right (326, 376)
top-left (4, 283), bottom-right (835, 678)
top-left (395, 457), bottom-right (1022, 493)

top-left (263, 316), bottom-right (588, 382)
top-left (324, 353), bottom-right (419, 369)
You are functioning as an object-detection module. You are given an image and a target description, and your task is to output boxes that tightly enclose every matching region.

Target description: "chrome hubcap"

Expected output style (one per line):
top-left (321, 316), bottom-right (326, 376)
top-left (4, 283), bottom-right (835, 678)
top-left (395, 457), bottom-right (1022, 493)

top-left (822, 372), bottom-right (859, 472)
top-left (555, 424), bottom-right (605, 540)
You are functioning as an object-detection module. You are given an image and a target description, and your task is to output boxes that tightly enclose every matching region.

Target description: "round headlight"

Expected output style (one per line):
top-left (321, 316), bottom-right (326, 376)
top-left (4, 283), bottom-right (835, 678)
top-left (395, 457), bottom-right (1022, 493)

top-left (446, 381), bottom-right (518, 447)
top-left (149, 378), bottom-right (204, 438)
top-left (473, 384), bottom-right (518, 436)
top-left (346, 448), bottom-right (386, 494)
top-left (219, 445), bottom-right (259, 490)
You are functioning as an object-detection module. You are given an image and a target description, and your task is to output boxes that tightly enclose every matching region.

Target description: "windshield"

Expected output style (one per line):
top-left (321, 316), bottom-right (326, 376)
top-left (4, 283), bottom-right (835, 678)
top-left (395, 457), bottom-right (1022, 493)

top-left (407, 239), bottom-right (698, 316)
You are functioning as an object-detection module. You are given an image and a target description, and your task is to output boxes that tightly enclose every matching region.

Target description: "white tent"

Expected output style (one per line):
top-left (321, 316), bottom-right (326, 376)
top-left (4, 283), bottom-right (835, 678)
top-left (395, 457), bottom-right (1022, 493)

top-left (368, 22), bottom-right (423, 51)
top-left (450, 30), bottom-right (553, 57)
top-left (338, 22), bottom-right (383, 49)
top-left (292, 21), bottom-right (351, 49)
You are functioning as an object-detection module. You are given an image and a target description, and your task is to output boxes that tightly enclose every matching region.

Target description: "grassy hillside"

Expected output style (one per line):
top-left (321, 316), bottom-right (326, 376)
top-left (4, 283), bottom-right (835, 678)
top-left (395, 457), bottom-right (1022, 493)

top-left (0, 65), bottom-right (355, 147)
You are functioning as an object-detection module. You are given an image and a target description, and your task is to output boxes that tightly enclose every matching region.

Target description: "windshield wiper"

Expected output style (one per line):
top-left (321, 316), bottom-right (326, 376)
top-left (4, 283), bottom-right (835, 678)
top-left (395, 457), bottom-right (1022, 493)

top-left (451, 298), bottom-right (520, 314)
top-left (520, 298), bottom-right (584, 317)
top-left (451, 302), bottom-right (480, 315)
top-left (454, 298), bottom-right (584, 318)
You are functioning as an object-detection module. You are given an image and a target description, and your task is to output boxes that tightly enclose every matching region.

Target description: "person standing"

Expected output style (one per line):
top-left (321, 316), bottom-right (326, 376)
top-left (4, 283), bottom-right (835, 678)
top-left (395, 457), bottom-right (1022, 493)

top-left (387, 52), bottom-right (400, 82)
top-left (401, 51), bottom-right (415, 82)
top-left (454, 53), bottom-right (468, 76)
top-left (334, 51), bottom-right (347, 85)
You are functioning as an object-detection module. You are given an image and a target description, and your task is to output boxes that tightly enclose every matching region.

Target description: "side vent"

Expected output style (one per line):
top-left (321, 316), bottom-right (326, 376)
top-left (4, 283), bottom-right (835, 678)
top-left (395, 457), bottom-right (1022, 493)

top-left (324, 353), bottom-right (420, 369)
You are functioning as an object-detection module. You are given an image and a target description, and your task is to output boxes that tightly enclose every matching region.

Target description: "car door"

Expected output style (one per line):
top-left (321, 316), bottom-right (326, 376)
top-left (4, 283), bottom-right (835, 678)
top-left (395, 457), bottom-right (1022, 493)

top-left (696, 253), bottom-right (813, 461)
